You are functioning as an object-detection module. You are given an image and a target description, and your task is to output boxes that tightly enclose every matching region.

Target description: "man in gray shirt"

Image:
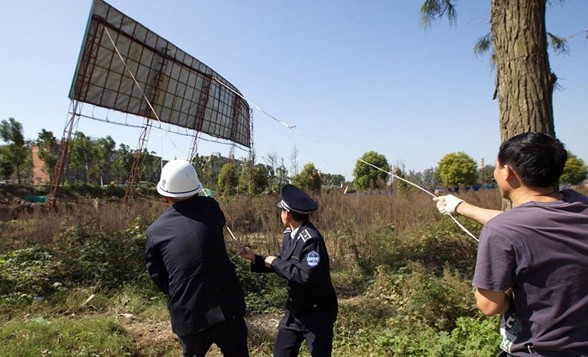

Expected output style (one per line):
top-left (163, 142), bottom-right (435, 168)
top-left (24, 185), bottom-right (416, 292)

top-left (435, 132), bottom-right (588, 356)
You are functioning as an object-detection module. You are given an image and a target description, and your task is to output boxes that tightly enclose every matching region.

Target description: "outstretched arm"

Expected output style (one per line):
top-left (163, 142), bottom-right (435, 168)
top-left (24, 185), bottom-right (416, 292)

top-left (434, 195), bottom-right (501, 225)
top-left (455, 200), bottom-right (502, 225)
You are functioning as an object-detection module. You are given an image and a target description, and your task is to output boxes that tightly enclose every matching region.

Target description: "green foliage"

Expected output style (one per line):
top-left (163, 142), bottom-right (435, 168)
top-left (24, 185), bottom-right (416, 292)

top-left (55, 221), bottom-right (147, 289)
top-left (292, 162), bottom-right (322, 193)
top-left (0, 316), bottom-right (134, 357)
top-left (0, 117), bottom-right (28, 184)
top-left (0, 148), bottom-right (15, 180)
top-left (36, 129), bottom-right (59, 182)
top-left (478, 163), bottom-right (496, 188)
top-left (238, 161), bottom-right (270, 196)
top-left (561, 152), bottom-right (587, 185)
top-left (69, 131), bottom-right (96, 183)
top-left (405, 167), bottom-right (439, 192)
top-left (217, 161), bottom-right (238, 197)
top-left (371, 315), bottom-right (500, 357)
top-left (94, 136), bottom-right (116, 185)
top-left (0, 246), bottom-right (64, 300)
top-left (391, 166), bottom-right (410, 193)
top-left (353, 151), bottom-right (390, 191)
top-left (437, 152), bottom-right (478, 189)
top-left (447, 315), bottom-right (501, 356)
top-left (193, 153), bottom-right (232, 191)
top-left (420, 0), bottom-right (457, 28)
top-left (334, 298), bottom-right (394, 355)
top-left (67, 182), bottom-right (104, 197)
top-left (112, 143), bottom-right (134, 184)
top-left (321, 172), bottom-right (346, 189)
top-left (334, 280), bottom-right (500, 357)
top-left (366, 264), bottom-right (475, 331)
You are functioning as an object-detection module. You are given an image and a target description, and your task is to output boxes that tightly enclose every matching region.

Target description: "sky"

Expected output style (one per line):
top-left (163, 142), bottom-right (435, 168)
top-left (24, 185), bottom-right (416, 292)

top-left (1, 1), bottom-right (587, 181)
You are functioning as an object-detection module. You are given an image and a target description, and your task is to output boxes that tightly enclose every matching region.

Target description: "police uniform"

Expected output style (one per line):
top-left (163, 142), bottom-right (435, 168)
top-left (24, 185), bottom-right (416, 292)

top-left (251, 185), bottom-right (338, 357)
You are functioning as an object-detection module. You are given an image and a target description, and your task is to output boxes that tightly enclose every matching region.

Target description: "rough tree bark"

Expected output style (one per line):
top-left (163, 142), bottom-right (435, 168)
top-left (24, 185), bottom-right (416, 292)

top-left (491, 0), bottom-right (555, 141)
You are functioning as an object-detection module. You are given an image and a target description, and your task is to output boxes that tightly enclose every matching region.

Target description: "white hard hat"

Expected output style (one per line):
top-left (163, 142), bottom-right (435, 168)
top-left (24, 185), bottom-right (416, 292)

top-left (157, 160), bottom-right (202, 198)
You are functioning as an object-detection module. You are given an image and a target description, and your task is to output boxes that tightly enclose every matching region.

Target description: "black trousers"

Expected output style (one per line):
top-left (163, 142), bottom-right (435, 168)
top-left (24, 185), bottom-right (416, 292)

top-left (177, 317), bottom-right (249, 357)
top-left (273, 324), bottom-right (334, 357)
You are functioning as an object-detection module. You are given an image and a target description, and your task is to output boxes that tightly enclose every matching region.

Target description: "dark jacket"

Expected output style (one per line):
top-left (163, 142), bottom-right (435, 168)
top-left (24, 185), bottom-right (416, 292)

top-left (145, 195), bottom-right (246, 336)
top-left (252, 221), bottom-right (338, 329)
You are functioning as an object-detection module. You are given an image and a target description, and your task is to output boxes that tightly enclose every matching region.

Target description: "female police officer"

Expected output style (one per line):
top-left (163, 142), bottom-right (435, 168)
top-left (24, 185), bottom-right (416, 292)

top-left (239, 184), bottom-right (338, 357)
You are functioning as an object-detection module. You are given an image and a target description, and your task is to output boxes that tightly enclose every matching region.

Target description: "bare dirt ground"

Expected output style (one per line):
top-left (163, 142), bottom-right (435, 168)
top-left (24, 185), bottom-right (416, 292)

top-left (120, 312), bottom-right (282, 357)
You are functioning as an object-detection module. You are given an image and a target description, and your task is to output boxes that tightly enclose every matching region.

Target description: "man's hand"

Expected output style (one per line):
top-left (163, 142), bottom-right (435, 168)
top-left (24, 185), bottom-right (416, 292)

top-left (264, 256), bottom-right (276, 267)
top-left (238, 246), bottom-right (256, 262)
top-left (433, 194), bottom-right (464, 215)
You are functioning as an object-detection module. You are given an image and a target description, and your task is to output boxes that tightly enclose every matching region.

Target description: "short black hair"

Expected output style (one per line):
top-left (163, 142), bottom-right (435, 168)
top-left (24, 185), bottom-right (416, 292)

top-left (289, 211), bottom-right (310, 222)
top-left (497, 132), bottom-right (567, 187)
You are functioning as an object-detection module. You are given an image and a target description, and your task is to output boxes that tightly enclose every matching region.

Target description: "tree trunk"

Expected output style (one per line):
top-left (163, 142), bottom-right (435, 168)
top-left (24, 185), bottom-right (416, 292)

top-left (491, 0), bottom-right (554, 210)
top-left (491, 0), bottom-right (555, 142)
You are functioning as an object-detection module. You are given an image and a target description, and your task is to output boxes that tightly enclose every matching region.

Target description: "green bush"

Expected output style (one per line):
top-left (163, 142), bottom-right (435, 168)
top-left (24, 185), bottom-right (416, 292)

top-left (446, 315), bottom-right (501, 356)
top-left (366, 264), bottom-right (475, 331)
top-left (0, 246), bottom-right (64, 300)
top-left (53, 220), bottom-right (147, 290)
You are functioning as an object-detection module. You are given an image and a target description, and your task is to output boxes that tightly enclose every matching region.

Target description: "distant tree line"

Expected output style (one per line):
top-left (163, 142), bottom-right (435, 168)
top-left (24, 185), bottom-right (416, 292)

top-left (1, 117), bottom-right (586, 196)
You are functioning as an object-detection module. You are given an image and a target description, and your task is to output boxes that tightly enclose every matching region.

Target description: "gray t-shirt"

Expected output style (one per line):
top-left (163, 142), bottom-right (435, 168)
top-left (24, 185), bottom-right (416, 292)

top-left (473, 189), bottom-right (588, 356)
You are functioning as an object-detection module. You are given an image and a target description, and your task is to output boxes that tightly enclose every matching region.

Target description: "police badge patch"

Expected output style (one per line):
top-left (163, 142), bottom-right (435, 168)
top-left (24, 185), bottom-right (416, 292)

top-left (306, 251), bottom-right (320, 267)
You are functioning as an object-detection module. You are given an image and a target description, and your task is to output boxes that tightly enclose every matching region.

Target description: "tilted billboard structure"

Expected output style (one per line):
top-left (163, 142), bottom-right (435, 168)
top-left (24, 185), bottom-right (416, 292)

top-left (49, 0), bottom-right (252, 206)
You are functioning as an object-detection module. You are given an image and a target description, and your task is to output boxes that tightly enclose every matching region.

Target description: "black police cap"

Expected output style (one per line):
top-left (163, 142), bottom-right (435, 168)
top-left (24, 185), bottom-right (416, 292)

top-left (276, 184), bottom-right (318, 214)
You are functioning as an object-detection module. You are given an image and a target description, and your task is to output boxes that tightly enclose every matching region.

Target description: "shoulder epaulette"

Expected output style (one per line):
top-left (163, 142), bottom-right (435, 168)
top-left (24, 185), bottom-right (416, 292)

top-left (299, 229), bottom-right (313, 242)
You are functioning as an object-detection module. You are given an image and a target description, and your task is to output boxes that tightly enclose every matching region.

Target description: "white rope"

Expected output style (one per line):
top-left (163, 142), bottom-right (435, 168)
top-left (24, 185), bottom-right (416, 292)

top-left (104, 28), bottom-right (183, 159)
top-left (201, 188), bottom-right (239, 242)
top-left (211, 77), bottom-right (479, 242)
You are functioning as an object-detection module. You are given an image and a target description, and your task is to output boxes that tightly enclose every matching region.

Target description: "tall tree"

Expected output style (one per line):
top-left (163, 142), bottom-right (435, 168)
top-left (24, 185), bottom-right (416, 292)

top-left (292, 162), bottom-right (321, 193)
top-left (0, 118), bottom-right (28, 184)
top-left (112, 143), bottom-right (134, 184)
top-left (37, 129), bottom-right (59, 183)
top-left (69, 132), bottom-right (95, 184)
top-left (238, 160), bottom-right (269, 196)
top-left (321, 173), bottom-right (346, 189)
top-left (217, 162), bottom-right (238, 197)
top-left (353, 151), bottom-right (389, 191)
top-left (95, 136), bottom-right (115, 186)
top-left (290, 145), bottom-right (299, 177)
top-left (264, 151), bottom-right (289, 194)
top-left (420, 0), bottom-right (558, 140)
top-left (405, 167), bottom-right (439, 193)
top-left (0, 148), bottom-right (15, 182)
top-left (437, 151), bottom-right (478, 190)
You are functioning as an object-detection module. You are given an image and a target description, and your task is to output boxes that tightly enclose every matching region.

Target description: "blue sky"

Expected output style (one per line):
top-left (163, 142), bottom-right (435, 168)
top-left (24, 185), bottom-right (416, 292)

top-left (1, 1), bottom-right (586, 181)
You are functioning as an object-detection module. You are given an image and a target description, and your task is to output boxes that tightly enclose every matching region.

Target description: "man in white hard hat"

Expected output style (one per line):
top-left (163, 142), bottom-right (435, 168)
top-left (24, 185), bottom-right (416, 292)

top-left (145, 160), bottom-right (249, 357)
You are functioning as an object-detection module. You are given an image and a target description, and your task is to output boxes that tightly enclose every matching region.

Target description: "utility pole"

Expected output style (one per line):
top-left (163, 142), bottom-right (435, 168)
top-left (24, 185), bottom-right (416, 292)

top-left (481, 158), bottom-right (485, 189)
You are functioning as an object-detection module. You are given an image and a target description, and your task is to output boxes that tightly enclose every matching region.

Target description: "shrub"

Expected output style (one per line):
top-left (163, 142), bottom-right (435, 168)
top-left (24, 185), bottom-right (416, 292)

top-left (366, 263), bottom-right (475, 331)
top-left (0, 246), bottom-right (64, 300)
top-left (55, 220), bottom-right (147, 290)
top-left (445, 315), bottom-right (501, 356)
